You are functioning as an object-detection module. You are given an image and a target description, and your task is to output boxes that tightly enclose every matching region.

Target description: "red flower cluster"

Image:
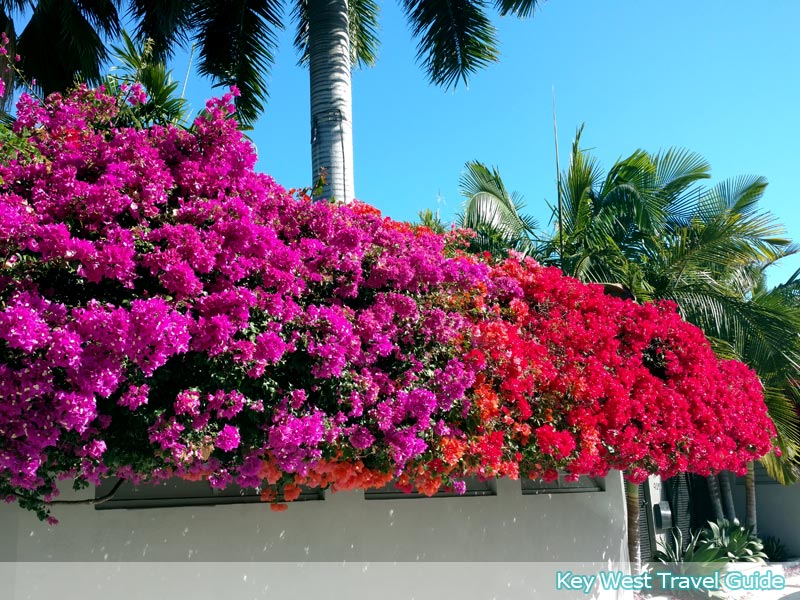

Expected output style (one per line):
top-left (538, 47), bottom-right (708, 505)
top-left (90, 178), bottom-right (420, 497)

top-left (452, 259), bottom-right (776, 485)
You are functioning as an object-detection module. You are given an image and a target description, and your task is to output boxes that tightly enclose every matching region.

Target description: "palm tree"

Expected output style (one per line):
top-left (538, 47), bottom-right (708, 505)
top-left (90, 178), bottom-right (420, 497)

top-left (416, 207), bottom-right (448, 234)
top-left (733, 269), bottom-right (800, 534)
top-left (456, 130), bottom-right (800, 563)
top-left (551, 131), bottom-right (800, 541)
top-left (542, 125), bottom-right (716, 294)
top-left (1, 0), bottom-right (544, 202)
top-left (457, 160), bottom-right (541, 257)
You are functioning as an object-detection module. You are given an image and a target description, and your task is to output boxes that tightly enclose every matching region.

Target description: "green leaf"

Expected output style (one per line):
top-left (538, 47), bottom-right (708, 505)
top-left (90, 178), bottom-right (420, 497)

top-left (457, 160), bottom-right (540, 257)
top-left (17, 0), bottom-right (120, 94)
top-left (494, 0), bottom-right (541, 18)
top-left (193, 0), bottom-right (284, 126)
top-left (126, 0), bottom-right (196, 62)
top-left (401, 0), bottom-right (499, 89)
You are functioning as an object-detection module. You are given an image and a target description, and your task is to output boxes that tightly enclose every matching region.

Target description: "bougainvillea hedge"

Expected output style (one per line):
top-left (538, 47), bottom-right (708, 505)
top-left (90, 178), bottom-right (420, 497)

top-left (0, 85), bottom-right (777, 521)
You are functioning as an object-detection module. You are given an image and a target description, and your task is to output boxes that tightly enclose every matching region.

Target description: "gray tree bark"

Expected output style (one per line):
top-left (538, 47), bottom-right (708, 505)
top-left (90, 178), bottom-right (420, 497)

top-left (706, 474), bottom-right (725, 521)
top-left (625, 480), bottom-right (641, 574)
top-left (745, 462), bottom-right (757, 535)
top-left (718, 471), bottom-right (737, 521)
top-left (308, 0), bottom-right (355, 203)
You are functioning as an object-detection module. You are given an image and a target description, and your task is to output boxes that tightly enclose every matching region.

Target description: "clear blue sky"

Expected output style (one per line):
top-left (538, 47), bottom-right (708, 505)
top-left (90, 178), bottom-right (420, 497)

top-left (57, 1), bottom-right (800, 284)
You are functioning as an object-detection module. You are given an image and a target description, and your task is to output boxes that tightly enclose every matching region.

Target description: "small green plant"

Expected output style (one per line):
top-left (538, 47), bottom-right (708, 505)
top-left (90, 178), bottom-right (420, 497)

top-left (761, 535), bottom-right (789, 562)
top-left (653, 528), bottom-right (727, 564)
top-left (0, 120), bottom-right (43, 169)
top-left (105, 32), bottom-right (190, 128)
top-left (651, 528), bottom-right (728, 599)
top-left (699, 518), bottom-right (767, 563)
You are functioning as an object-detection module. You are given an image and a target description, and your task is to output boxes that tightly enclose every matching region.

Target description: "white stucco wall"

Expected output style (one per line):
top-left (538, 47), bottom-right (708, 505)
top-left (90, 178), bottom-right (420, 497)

top-left (1, 472), bottom-right (632, 600)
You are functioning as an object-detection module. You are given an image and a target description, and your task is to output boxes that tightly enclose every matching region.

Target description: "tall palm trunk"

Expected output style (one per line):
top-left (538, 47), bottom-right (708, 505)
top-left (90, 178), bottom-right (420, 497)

top-left (706, 474), bottom-right (725, 521)
top-left (307, 0), bottom-right (355, 203)
top-left (718, 471), bottom-right (737, 521)
top-left (625, 480), bottom-right (641, 573)
top-left (745, 462), bottom-right (757, 534)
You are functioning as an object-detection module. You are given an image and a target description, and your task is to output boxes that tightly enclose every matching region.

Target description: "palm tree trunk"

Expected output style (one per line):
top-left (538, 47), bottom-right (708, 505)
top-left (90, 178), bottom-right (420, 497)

top-left (745, 461), bottom-right (757, 534)
top-left (308, 0), bottom-right (355, 203)
top-left (718, 471), bottom-right (737, 521)
top-left (625, 480), bottom-right (641, 573)
top-left (706, 474), bottom-right (724, 521)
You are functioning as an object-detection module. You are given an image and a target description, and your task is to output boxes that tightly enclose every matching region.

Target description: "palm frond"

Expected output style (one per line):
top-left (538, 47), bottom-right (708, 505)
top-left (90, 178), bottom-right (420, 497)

top-left (691, 177), bottom-right (787, 262)
top-left (348, 0), bottom-right (380, 68)
top-left (401, 0), bottom-right (498, 89)
top-left (702, 175), bottom-right (769, 217)
top-left (73, 0), bottom-right (119, 37)
top-left (291, 0), bottom-right (308, 65)
top-left (653, 148), bottom-right (710, 204)
top-left (646, 148), bottom-right (710, 233)
top-left (759, 450), bottom-right (799, 486)
top-left (193, 0), bottom-right (284, 126)
top-left (725, 263), bottom-right (771, 300)
top-left (458, 160), bottom-right (539, 257)
top-left (671, 281), bottom-right (800, 378)
top-left (416, 208), bottom-right (448, 234)
top-left (108, 32), bottom-right (190, 127)
top-left (599, 150), bottom-right (660, 234)
top-left (494, 0), bottom-right (541, 18)
top-left (758, 384), bottom-right (800, 486)
top-left (761, 387), bottom-right (800, 460)
top-left (127, 0), bottom-right (196, 62)
top-left (659, 203), bottom-right (791, 286)
top-left (560, 127), bottom-right (604, 234)
top-left (460, 160), bottom-right (510, 200)
top-left (17, 0), bottom-right (120, 94)
top-left (0, 1), bottom-right (32, 11)
top-left (462, 191), bottom-right (526, 238)
top-left (773, 268), bottom-right (800, 306)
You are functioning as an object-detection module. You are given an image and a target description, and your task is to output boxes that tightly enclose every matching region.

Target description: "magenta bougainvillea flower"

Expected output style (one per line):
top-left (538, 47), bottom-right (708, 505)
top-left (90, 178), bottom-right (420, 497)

top-left (0, 84), bottom-right (777, 520)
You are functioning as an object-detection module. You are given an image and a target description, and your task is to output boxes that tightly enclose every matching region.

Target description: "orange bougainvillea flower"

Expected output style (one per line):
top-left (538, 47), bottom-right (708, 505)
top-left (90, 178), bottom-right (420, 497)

top-left (282, 484), bottom-right (302, 502)
top-left (440, 437), bottom-right (466, 465)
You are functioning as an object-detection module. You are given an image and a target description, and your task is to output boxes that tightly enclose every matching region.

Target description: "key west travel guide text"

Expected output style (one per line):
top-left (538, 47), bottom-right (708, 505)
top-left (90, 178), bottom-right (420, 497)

top-left (555, 569), bottom-right (786, 594)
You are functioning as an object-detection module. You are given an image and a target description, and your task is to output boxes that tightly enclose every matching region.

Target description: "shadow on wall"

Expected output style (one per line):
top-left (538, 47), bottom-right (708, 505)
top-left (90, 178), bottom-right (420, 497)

top-left (732, 465), bottom-right (800, 558)
top-left (4, 475), bottom-right (628, 564)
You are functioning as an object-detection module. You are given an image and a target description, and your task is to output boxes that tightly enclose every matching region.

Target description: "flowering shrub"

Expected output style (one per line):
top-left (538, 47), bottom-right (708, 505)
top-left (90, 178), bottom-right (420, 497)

top-left (0, 85), bottom-right (777, 521)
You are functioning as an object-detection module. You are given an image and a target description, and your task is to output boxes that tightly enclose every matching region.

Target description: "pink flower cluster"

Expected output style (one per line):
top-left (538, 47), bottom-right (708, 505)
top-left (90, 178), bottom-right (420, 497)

top-left (0, 85), bottom-right (777, 518)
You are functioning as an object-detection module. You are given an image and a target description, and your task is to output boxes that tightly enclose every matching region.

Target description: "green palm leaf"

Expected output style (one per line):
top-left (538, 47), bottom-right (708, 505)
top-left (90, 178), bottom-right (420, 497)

top-left (458, 160), bottom-right (539, 257)
top-left (108, 31), bottom-right (190, 127)
top-left (402, 0), bottom-right (498, 89)
top-left (347, 0), bottom-right (380, 67)
top-left (127, 0), bottom-right (197, 62)
top-left (494, 0), bottom-right (541, 18)
top-left (653, 148), bottom-right (710, 220)
top-left (193, 0), bottom-right (284, 126)
top-left (760, 385), bottom-right (800, 480)
top-left (17, 0), bottom-right (120, 94)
